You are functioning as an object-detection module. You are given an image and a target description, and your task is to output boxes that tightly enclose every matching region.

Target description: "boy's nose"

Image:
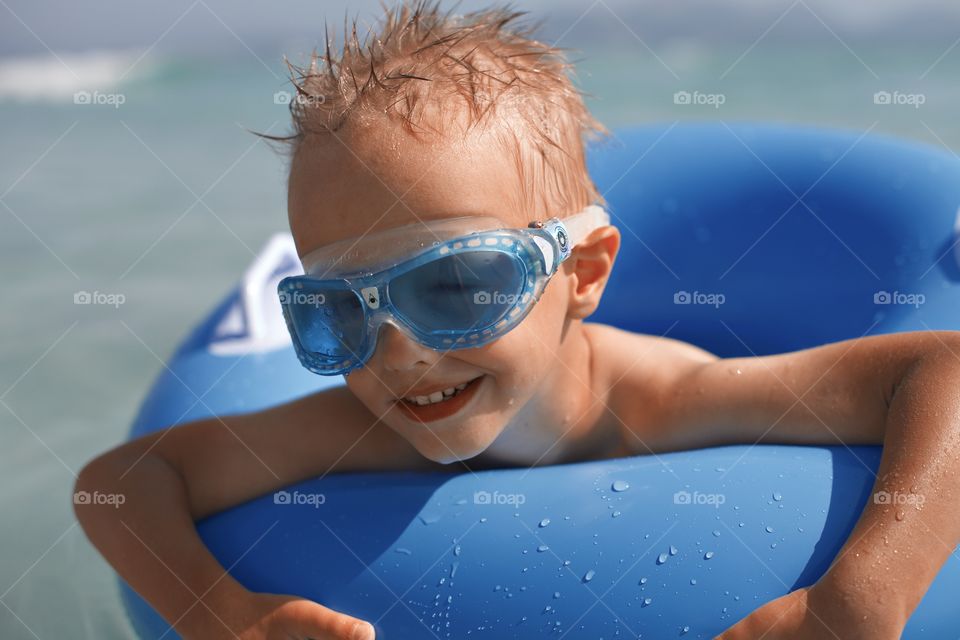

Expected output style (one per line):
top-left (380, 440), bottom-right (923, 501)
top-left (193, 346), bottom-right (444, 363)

top-left (375, 322), bottom-right (440, 373)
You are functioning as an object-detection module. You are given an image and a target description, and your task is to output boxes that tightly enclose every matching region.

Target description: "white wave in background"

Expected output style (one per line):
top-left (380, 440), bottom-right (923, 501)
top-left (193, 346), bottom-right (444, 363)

top-left (0, 49), bottom-right (148, 102)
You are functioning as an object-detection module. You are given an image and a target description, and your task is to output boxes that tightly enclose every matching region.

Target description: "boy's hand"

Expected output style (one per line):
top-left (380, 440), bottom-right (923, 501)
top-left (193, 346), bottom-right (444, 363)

top-left (229, 592), bottom-right (376, 640)
top-left (716, 582), bottom-right (902, 640)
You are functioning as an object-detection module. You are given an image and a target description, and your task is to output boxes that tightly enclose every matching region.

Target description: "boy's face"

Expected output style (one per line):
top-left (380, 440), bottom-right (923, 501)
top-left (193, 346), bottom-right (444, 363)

top-left (288, 118), bottom-right (580, 464)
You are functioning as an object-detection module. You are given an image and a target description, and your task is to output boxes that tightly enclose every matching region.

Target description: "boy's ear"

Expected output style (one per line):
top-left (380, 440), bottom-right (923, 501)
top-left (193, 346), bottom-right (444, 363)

top-left (564, 225), bottom-right (621, 320)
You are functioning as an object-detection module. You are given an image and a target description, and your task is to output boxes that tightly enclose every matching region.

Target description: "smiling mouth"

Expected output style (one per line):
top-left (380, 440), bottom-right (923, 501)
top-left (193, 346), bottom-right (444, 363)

top-left (396, 375), bottom-right (485, 422)
top-left (402, 379), bottom-right (475, 406)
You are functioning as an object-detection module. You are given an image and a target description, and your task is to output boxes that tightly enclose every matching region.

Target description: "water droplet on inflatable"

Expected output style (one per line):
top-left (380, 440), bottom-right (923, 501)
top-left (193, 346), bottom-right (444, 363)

top-left (612, 511), bottom-right (621, 518)
top-left (583, 569), bottom-right (596, 582)
top-left (543, 605), bottom-right (553, 613)
top-left (690, 578), bottom-right (697, 585)
top-left (395, 548), bottom-right (412, 555)
top-left (738, 522), bottom-right (745, 527)
top-left (704, 551), bottom-right (715, 560)
top-left (681, 626), bottom-right (690, 634)
top-left (639, 577), bottom-right (648, 585)
top-left (772, 492), bottom-right (782, 501)
top-left (712, 530), bottom-right (720, 537)
top-left (669, 545), bottom-right (678, 556)
top-left (612, 480), bottom-right (630, 492)
top-left (642, 597), bottom-right (653, 607)
top-left (657, 553), bottom-right (668, 565)
top-left (765, 525), bottom-right (774, 533)
top-left (553, 591), bottom-right (561, 599)
top-left (539, 518), bottom-right (551, 528)
top-left (454, 545), bottom-right (461, 556)
top-left (537, 545), bottom-right (549, 552)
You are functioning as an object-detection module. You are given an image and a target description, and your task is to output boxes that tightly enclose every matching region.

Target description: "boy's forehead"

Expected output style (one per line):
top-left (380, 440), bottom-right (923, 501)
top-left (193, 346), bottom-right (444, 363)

top-left (287, 117), bottom-right (535, 255)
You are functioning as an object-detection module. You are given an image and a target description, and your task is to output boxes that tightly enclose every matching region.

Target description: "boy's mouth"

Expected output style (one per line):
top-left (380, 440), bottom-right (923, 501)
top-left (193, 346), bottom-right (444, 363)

top-left (396, 375), bottom-right (485, 423)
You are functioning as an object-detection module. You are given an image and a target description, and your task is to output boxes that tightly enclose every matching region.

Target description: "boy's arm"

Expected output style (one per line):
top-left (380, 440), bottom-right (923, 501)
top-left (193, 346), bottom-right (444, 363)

top-left (75, 385), bottom-right (435, 639)
top-left (615, 329), bottom-right (960, 637)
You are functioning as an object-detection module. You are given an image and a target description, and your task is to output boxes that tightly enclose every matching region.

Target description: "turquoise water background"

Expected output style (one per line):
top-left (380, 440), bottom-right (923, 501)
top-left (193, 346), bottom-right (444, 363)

top-left (1, 20), bottom-right (960, 640)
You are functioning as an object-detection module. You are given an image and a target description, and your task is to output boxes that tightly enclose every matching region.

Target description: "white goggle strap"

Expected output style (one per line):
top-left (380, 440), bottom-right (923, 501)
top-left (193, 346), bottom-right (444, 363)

top-left (531, 205), bottom-right (611, 275)
top-left (564, 205), bottom-right (611, 245)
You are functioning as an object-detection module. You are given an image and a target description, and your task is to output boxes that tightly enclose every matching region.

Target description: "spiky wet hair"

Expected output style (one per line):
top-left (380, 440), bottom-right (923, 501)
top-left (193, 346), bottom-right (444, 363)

top-left (268, 0), bottom-right (608, 214)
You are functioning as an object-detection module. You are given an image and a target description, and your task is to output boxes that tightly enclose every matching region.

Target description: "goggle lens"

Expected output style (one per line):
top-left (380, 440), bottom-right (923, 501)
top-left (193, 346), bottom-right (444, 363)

top-left (389, 250), bottom-right (526, 337)
top-left (284, 284), bottom-right (366, 365)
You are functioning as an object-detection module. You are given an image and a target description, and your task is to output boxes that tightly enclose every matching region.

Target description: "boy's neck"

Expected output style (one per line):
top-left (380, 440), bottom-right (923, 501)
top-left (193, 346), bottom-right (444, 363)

top-left (479, 321), bottom-right (614, 467)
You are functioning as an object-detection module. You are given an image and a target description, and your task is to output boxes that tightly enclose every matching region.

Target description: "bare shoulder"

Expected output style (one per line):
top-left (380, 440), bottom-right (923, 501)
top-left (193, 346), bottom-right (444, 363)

top-left (141, 382), bottom-right (439, 518)
top-left (584, 323), bottom-right (718, 448)
top-left (266, 384), bottom-right (438, 473)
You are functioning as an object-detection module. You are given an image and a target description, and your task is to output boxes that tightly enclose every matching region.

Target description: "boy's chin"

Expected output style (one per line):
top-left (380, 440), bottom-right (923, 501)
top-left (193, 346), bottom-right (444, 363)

top-left (414, 430), bottom-right (503, 465)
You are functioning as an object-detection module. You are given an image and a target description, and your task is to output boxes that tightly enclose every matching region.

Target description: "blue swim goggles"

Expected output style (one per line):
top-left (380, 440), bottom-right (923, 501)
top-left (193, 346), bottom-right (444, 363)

top-left (278, 206), bottom-right (610, 376)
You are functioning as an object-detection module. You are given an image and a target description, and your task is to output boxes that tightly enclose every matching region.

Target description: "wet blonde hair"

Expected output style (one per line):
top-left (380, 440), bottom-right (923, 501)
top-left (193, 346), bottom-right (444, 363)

top-left (267, 0), bottom-right (608, 215)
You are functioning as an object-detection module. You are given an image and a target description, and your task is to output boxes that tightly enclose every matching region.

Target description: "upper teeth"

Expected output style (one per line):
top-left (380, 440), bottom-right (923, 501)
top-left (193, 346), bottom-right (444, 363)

top-left (405, 382), bottom-right (469, 406)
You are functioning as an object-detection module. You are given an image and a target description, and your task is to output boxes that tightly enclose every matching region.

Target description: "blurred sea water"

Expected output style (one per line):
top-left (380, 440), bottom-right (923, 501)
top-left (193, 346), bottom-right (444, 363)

top-left (0, 33), bottom-right (958, 639)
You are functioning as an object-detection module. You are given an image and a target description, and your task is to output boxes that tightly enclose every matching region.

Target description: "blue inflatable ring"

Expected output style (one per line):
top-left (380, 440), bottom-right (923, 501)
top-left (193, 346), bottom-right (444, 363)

top-left (122, 123), bottom-right (960, 639)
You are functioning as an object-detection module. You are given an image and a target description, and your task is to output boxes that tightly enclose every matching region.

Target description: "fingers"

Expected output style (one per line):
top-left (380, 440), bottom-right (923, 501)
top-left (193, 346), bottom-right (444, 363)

top-left (282, 600), bottom-right (375, 640)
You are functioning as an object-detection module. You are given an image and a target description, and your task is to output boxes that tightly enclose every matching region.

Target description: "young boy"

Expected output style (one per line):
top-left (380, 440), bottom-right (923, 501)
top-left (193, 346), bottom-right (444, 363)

top-left (75, 2), bottom-right (960, 639)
